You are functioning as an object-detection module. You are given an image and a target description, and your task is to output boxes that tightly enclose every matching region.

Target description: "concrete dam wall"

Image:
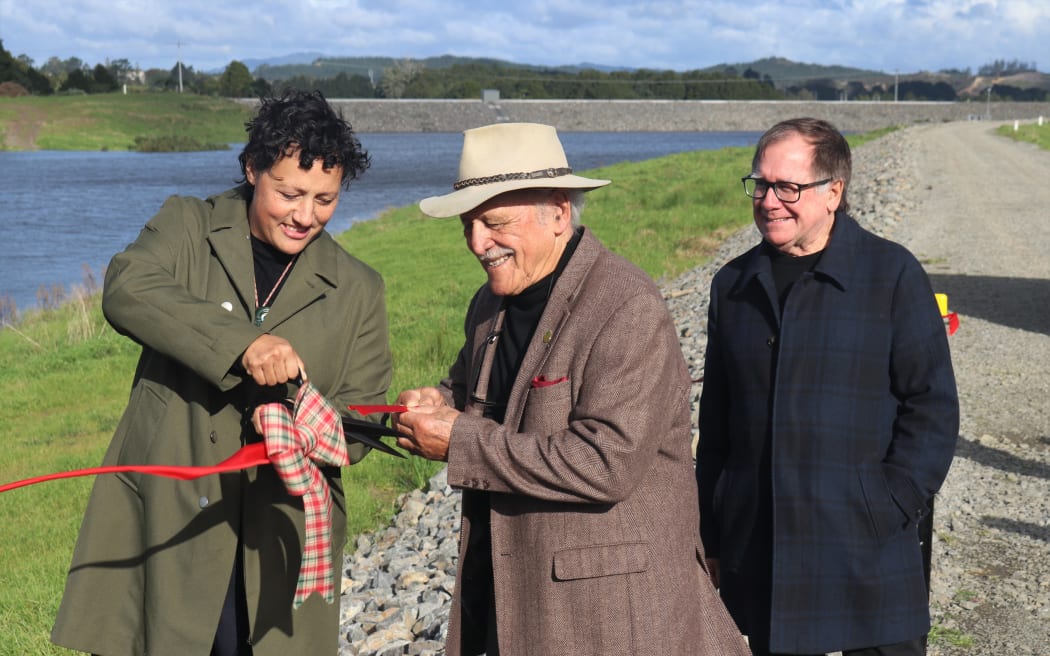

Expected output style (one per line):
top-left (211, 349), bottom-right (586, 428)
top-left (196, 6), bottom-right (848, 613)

top-left (303, 99), bottom-right (1050, 133)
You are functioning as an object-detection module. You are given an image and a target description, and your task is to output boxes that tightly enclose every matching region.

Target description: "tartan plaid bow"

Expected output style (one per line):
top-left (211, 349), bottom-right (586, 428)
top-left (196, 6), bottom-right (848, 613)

top-left (258, 382), bottom-right (349, 608)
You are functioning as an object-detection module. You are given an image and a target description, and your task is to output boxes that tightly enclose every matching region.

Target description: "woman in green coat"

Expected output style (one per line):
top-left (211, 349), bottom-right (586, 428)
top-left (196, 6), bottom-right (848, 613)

top-left (50, 90), bottom-right (393, 655)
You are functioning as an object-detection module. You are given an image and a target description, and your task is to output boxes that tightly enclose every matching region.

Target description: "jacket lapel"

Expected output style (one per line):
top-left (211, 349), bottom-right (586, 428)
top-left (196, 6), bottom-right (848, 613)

top-left (204, 186), bottom-right (342, 329)
top-left (811, 210), bottom-right (858, 292)
top-left (207, 188), bottom-right (255, 316)
top-left (261, 231), bottom-right (343, 329)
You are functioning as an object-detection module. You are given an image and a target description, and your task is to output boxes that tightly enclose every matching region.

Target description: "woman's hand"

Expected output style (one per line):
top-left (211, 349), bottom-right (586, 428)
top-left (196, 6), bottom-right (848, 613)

top-left (241, 334), bottom-right (306, 387)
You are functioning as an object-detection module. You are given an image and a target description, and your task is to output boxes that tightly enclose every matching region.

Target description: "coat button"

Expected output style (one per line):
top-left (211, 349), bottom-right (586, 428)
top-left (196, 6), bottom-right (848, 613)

top-left (209, 431), bottom-right (217, 443)
top-left (766, 335), bottom-right (777, 347)
top-left (199, 496), bottom-right (210, 508)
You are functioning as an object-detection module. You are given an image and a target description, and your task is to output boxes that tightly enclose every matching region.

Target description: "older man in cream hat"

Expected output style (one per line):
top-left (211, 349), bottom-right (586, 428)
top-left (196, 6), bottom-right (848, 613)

top-left (393, 123), bottom-right (748, 656)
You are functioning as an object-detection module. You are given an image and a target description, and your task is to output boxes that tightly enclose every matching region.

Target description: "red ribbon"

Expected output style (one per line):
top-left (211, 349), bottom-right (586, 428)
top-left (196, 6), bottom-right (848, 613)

top-left (0, 443), bottom-right (270, 494)
top-left (2, 384), bottom-right (349, 609)
top-left (348, 404), bottom-right (408, 414)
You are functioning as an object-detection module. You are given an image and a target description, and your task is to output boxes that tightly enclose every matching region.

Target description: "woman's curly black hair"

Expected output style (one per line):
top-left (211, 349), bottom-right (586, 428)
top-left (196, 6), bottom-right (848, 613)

top-left (237, 89), bottom-right (370, 189)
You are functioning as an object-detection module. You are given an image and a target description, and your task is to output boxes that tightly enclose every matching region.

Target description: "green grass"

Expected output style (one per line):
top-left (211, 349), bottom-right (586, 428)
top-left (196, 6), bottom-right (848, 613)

top-left (0, 128), bottom-right (894, 652)
top-left (0, 93), bottom-right (254, 151)
top-left (996, 120), bottom-right (1050, 150)
top-left (929, 624), bottom-right (976, 648)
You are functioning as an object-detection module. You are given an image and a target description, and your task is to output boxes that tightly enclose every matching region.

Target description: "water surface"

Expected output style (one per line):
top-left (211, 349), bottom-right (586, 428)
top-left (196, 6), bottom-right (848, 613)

top-left (0, 131), bottom-right (760, 311)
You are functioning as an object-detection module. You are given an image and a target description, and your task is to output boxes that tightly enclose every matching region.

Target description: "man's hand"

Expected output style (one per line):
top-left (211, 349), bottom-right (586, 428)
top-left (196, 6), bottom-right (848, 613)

top-left (393, 387), bottom-right (457, 461)
top-left (241, 334), bottom-right (306, 387)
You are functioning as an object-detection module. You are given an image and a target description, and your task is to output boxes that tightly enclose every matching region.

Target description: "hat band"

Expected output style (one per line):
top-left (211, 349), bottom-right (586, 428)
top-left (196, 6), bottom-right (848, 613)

top-left (453, 167), bottom-right (574, 191)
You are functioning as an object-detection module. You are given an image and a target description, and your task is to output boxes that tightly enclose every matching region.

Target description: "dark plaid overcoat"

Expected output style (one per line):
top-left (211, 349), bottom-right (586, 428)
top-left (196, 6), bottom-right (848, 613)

top-left (697, 212), bottom-right (959, 653)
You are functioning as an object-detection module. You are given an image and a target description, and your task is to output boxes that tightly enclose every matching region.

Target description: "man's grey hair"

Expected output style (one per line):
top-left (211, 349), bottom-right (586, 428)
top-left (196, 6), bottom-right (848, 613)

top-left (567, 190), bottom-right (585, 228)
top-left (533, 189), bottom-right (585, 228)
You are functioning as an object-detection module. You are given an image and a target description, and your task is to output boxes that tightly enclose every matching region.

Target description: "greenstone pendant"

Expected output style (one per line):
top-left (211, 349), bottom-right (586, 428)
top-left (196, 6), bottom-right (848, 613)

top-left (254, 306), bottom-right (270, 326)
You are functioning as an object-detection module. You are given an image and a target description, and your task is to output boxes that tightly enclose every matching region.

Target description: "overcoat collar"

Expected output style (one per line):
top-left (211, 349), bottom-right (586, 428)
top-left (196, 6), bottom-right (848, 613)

top-left (205, 185), bottom-right (344, 329)
top-left (731, 210), bottom-right (862, 303)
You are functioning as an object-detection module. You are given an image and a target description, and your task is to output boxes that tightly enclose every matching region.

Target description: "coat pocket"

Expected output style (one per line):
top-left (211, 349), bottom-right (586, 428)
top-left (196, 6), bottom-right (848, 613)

top-left (520, 376), bottom-right (573, 437)
top-left (858, 466), bottom-right (909, 544)
top-left (114, 381), bottom-right (169, 465)
top-left (552, 541), bottom-right (650, 581)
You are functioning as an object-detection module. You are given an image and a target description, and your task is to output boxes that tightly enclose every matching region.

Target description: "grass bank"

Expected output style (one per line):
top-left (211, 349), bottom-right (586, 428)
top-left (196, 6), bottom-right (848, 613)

top-left (0, 92), bottom-right (253, 151)
top-left (997, 119), bottom-right (1050, 149)
top-left (0, 129), bottom-right (895, 653)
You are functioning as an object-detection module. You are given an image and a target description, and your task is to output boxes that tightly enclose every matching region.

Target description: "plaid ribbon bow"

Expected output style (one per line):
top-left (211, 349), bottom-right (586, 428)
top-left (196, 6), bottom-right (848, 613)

top-left (258, 382), bottom-right (349, 608)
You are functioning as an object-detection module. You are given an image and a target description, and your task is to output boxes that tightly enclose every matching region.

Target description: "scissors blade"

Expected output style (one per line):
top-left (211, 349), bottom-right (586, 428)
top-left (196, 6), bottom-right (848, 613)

top-left (341, 416), bottom-right (406, 458)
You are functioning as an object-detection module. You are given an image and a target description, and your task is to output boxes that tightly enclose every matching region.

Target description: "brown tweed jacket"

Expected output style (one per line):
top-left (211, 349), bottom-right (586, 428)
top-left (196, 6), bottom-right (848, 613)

top-left (439, 228), bottom-right (748, 655)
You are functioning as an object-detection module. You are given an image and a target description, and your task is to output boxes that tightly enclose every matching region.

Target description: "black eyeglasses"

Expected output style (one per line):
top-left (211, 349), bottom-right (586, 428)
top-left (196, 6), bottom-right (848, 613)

top-left (742, 176), bottom-right (832, 203)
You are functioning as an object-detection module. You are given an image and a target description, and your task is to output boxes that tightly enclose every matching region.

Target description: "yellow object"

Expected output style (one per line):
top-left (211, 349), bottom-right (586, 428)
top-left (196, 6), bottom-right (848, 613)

top-left (935, 293), bottom-right (948, 316)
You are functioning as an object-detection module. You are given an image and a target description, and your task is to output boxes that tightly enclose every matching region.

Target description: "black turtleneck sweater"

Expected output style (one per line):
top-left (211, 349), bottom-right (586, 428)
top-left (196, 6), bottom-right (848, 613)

top-left (482, 228), bottom-right (582, 422)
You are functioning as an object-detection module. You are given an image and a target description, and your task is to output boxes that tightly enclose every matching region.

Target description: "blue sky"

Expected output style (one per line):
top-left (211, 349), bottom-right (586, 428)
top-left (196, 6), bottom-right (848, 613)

top-left (2, 0), bottom-right (1047, 75)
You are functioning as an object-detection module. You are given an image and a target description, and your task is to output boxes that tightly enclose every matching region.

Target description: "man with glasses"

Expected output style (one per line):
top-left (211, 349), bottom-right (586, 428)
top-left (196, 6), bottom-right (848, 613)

top-left (391, 123), bottom-right (749, 656)
top-left (696, 118), bottom-right (959, 656)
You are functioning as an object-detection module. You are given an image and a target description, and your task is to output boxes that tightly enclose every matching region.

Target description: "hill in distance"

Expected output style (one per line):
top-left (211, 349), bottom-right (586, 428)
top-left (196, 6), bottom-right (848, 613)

top-left (246, 53), bottom-right (1048, 99)
top-left (249, 53), bottom-right (634, 81)
top-left (701, 56), bottom-right (889, 83)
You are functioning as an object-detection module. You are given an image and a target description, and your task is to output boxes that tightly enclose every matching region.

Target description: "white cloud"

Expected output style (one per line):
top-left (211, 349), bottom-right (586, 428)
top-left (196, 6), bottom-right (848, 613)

top-left (0, 0), bottom-right (1046, 73)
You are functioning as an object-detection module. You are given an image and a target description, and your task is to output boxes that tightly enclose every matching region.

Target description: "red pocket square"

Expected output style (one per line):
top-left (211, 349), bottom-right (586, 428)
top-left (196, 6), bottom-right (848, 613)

top-left (531, 375), bottom-right (568, 388)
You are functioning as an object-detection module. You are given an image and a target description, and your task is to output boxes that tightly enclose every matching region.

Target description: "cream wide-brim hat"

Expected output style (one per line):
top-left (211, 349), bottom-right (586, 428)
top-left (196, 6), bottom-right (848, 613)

top-left (418, 122), bottom-right (611, 218)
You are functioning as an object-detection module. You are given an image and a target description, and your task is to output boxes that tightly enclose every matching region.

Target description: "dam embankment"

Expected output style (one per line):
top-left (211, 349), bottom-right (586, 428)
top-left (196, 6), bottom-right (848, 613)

top-left (235, 98), bottom-right (1050, 133)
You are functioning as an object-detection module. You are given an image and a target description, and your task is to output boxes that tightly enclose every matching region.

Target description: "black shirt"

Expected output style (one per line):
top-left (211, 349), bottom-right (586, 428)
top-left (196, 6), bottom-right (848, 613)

top-left (765, 240), bottom-right (823, 310)
top-left (482, 228), bottom-right (583, 422)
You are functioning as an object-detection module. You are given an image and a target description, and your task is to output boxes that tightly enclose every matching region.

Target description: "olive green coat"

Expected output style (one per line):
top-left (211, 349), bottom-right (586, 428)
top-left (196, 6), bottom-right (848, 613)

top-left (51, 186), bottom-right (392, 655)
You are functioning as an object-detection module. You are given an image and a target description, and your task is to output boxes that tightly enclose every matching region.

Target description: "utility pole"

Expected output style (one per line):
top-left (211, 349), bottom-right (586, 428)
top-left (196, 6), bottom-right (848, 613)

top-left (986, 86), bottom-right (992, 120)
top-left (177, 41), bottom-right (184, 94)
top-left (894, 70), bottom-right (898, 102)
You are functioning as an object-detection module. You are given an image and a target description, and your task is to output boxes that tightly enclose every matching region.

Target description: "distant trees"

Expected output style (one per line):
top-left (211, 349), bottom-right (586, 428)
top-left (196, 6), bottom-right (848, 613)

top-left (60, 64), bottom-right (120, 93)
top-left (219, 60), bottom-right (254, 96)
top-left (990, 84), bottom-right (1048, 101)
top-left (0, 41), bottom-right (1046, 102)
top-left (979, 59), bottom-right (1037, 77)
top-left (850, 79), bottom-right (958, 102)
top-left (107, 58), bottom-right (136, 85)
top-left (0, 40), bottom-right (51, 94)
top-left (380, 58), bottom-right (425, 99)
top-left (785, 78), bottom-right (841, 100)
top-left (272, 71), bottom-right (375, 98)
top-left (358, 62), bottom-right (782, 100)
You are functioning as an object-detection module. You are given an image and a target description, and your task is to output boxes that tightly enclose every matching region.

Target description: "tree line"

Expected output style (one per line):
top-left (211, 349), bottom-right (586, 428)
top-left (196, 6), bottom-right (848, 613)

top-left (1, 41), bottom-right (1045, 102)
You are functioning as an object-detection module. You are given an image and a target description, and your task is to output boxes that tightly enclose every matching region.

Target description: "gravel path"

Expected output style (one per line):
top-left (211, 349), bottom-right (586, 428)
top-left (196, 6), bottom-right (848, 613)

top-left (338, 121), bottom-right (1050, 655)
top-left (897, 122), bottom-right (1050, 655)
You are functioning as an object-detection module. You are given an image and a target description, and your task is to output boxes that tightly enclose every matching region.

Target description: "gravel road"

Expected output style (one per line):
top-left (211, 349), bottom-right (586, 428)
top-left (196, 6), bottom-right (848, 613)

top-left (902, 121), bottom-right (1050, 655)
top-left (337, 120), bottom-right (1050, 655)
